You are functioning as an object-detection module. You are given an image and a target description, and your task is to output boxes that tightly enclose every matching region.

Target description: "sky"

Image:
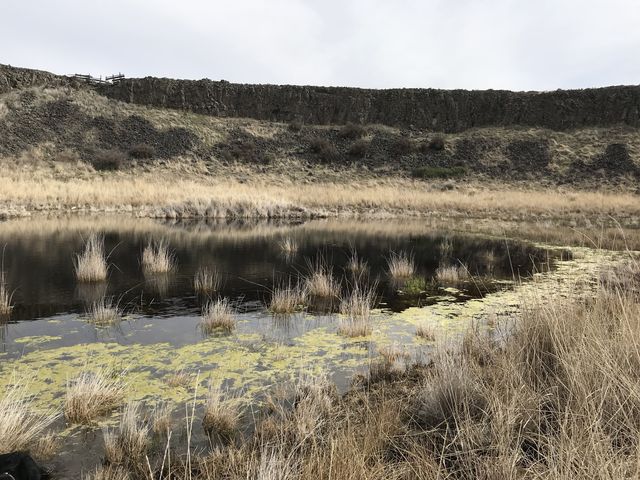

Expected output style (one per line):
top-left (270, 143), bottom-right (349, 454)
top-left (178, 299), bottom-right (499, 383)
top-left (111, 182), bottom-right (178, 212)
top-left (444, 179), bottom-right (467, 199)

top-left (2, 0), bottom-right (640, 91)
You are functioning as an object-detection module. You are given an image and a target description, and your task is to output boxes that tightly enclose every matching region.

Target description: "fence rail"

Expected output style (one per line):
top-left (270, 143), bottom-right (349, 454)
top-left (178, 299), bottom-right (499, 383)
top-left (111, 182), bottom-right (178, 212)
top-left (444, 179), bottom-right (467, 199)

top-left (72, 73), bottom-right (125, 84)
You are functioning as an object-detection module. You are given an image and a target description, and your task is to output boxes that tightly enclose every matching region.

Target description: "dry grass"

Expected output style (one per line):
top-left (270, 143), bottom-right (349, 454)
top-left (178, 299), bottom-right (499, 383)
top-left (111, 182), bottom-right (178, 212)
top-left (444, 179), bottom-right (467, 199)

top-left (83, 465), bottom-right (131, 480)
top-left (194, 266), bottom-right (222, 295)
top-left (304, 257), bottom-right (340, 299)
top-left (165, 369), bottom-right (192, 389)
top-left (387, 250), bottom-right (416, 281)
top-left (0, 383), bottom-right (59, 454)
top-left (142, 239), bottom-right (174, 274)
top-left (346, 249), bottom-right (368, 278)
top-left (64, 370), bottom-right (125, 424)
top-left (103, 402), bottom-right (149, 469)
top-left (435, 262), bottom-right (470, 283)
top-left (415, 321), bottom-right (435, 340)
top-left (200, 298), bottom-right (236, 333)
top-left (86, 297), bottom-right (122, 325)
top-left (151, 401), bottom-right (173, 436)
top-left (75, 233), bottom-right (108, 282)
top-left (279, 237), bottom-right (299, 255)
top-left (338, 282), bottom-right (378, 337)
top-left (269, 280), bottom-right (307, 314)
top-left (202, 383), bottom-right (240, 444)
top-left (0, 271), bottom-right (12, 317)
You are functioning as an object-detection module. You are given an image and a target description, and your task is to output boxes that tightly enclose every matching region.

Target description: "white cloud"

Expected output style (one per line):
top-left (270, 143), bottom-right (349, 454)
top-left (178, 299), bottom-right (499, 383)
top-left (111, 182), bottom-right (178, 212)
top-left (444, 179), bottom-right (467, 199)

top-left (1, 0), bottom-right (639, 90)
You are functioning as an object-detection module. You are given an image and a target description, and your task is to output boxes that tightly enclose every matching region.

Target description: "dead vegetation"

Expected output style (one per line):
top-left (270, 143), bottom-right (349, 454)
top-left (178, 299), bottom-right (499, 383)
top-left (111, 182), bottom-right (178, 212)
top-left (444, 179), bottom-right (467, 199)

top-left (64, 370), bottom-right (125, 424)
top-left (75, 233), bottom-right (108, 282)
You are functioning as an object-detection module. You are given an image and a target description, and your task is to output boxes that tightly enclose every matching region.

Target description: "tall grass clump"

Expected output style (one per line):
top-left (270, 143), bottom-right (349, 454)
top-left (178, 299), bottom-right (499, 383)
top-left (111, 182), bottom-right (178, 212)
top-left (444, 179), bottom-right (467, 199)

top-left (279, 237), bottom-right (299, 256)
top-left (0, 271), bottom-right (12, 317)
top-left (75, 233), bottom-right (108, 282)
top-left (387, 250), bottom-right (416, 282)
top-left (142, 240), bottom-right (174, 274)
top-left (304, 256), bottom-right (340, 300)
top-left (202, 383), bottom-right (240, 444)
top-left (346, 249), bottom-right (368, 278)
top-left (87, 297), bottom-right (122, 326)
top-left (201, 298), bottom-right (236, 333)
top-left (194, 267), bottom-right (222, 295)
top-left (0, 383), bottom-right (59, 454)
top-left (103, 402), bottom-right (149, 470)
top-left (436, 262), bottom-right (470, 283)
top-left (338, 282), bottom-right (378, 337)
top-left (269, 279), bottom-right (306, 315)
top-left (64, 370), bottom-right (125, 424)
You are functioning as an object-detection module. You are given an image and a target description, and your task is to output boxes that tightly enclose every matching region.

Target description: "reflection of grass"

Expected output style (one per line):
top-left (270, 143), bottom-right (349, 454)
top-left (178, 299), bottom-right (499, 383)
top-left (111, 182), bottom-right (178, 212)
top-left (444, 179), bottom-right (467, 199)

top-left (64, 370), bottom-right (125, 424)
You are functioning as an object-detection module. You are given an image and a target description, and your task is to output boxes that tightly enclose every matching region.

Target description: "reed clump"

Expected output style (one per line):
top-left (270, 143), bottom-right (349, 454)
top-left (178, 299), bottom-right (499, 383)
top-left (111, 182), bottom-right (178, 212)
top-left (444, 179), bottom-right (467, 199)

top-left (415, 320), bottom-right (435, 340)
top-left (142, 239), bottom-right (174, 274)
top-left (387, 251), bottom-right (416, 282)
top-left (64, 370), bottom-right (125, 424)
top-left (202, 383), bottom-right (240, 444)
top-left (0, 271), bottom-right (12, 317)
top-left (201, 298), bottom-right (236, 333)
top-left (304, 257), bottom-right (340, 299)
top-left (269, 280), bottom-right (307, 314)
top-left (346, 249), bottom-right (368, 278)
top-left (75, 233), bottom-right (108, 282)
top-left (338, 282), bottom-right (377, 337)
top-left (103, 402), bottom-right (149, 470)
top-left (86, 297), bottom-right (122, 325)
top-left (194, 267), bottom-right (222, 295)
top-left (435, 262), bottom-right (470, 283)
top-left (279, 237), bottom-right (299, 256)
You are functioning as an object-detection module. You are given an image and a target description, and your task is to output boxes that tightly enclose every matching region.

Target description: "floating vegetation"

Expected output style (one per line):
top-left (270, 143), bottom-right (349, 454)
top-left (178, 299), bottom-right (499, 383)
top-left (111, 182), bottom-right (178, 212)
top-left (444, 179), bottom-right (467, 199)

top-left (194, 266), bottom-right (222, 295)
top-left (87, 297), bottom-right (122, 326)
top-left (75, 233), bottom-right (108, 282)
top-left (387, 250), bottom-right (416, 281)
top-left (64, 370), bottom-right (125, 424)
top-left (201, 298), bottom-right (236, 333)
top-left (436, 263), bottom-right (470, 283)
top-left (142, 239), bottom-right (174, 274)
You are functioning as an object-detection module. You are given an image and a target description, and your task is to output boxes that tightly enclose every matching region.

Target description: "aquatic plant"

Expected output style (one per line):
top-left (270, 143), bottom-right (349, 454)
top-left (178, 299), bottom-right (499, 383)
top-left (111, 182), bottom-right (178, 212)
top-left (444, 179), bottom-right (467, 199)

top-left (304, 256), bottom-right (340, 299)
top-left (103, 402), bottom-right (149, 468)
top-left (269, 280), bottom-right (307, 314)
top-left (436, 262), bottom-right (470, 283)
top-left (194, 266), bottom-right (222, 295)
top-left (202, 383), bottom-right (240, 443)
top-left (151, 401), bottom-right (173, 436)
top-left (338, 282), bottom-right (378, 337)
top-left (74, 233), bottom-right (108, 282)
top-left (87, 297), bottom-right (122, 325)
top-left (64, 370), bottom-right (125, 424)
top-left (415, 321), bottom-right (435, 341)
top-left (165, 368), bottom-right (192, 389)
top-left (142, 239), bottom-right (174, 274)
top-left (0, 271), bottom-right (12, 317)
top-left (201, 298), bottom-right (236, 333)
top-left (346, 249), bottom-right (368, 278)
top-left (0, 383), bottom-right (59, 454)
top-left (387, 250), bottom-right (416, 281)
top-left (279, 236), bottom-right (299, 256)
top-left (400, 276), bottom-right (428, 295)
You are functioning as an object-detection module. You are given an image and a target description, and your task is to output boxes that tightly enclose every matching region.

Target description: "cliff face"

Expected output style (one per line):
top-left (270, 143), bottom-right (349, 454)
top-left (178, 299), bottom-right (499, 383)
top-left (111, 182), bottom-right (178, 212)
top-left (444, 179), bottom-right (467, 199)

top-left (2, 63), bottom-right (640, 132)
top-left (97, 77), bottom-right (640, 132)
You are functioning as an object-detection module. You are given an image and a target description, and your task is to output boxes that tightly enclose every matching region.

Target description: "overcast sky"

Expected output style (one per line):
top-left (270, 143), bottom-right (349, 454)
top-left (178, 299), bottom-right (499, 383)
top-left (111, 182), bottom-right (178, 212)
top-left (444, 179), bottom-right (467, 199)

top-left (2, 0), bottom-right (639, 91)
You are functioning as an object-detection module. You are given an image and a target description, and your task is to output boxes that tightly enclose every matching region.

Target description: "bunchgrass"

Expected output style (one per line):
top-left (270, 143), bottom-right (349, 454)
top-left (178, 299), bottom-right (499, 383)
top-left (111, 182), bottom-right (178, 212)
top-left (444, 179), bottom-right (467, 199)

top-left (436, 262), bottom-right (470, 283)
top-left (165, 369), bottom-right (192, 389)
top-left (86, 297), bottom-right (122, 325)
top-left (269, 279), bottom-right (307, 314)
top-left (346, 249), bottom-right (368, 278)
top-left (415, 321), bottom-right (435, 340)
top-left (200, 298), bottom-right (236, 333)
top-left (202, 383), bottom-right (240, 444)
top-left (304, 257), bottom-right (340, 299)
top-left (279, 237), bottom-right (299, 256)
top-left (387, 251), bottom-right (415, 281)
top-left (0, 271), bottom-right (12, 317)
top-left (64, 370), bottom-right (125, 424)
top-left (194, 266), bottom-right (222, 295)
top-left (0, 383), bottom-right (59, 454)
top-left (142, 239), bottom-right (174, 274)
top-left (75, 233), bottom-right (108, 282)
top-left (338, 282), bottom-right (378, 337)
top-left (103, 402), bottom-right (149, 469)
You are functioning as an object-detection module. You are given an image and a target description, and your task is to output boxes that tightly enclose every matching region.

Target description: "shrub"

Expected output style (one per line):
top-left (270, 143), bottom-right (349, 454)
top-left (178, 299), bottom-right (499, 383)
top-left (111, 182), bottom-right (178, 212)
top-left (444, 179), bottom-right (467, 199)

top-left (411, 166), bottom-right (466, 179)
top-left (91, 150), bottom-right (126, 171)
top-left (393, 136), bottom-right (415, 155)
top-left (339, 122), bottom-right (366, 139)
top-left (348, 139), bottom-right (369, 158)
top-left (220, 139), bottom-right (262, 164)
top-left (128, 143), bottom-right (155, 159)
top-left (425, 135), bottom-right (446, 151)
top-left (309, 138), bottom-right (338, 163)
top-left (288, 120), bottom-right (303, 132)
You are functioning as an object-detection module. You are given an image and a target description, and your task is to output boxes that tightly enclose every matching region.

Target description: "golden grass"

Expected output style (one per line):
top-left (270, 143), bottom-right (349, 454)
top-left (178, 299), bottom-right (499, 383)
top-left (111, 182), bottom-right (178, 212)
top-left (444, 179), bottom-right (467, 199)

top-left (415, 320), bottom-right (435, 340)
top-left (74, 233), bottom-right (108, 282)
top-left (151, 401), bottom-right (173, 436)
top-left (0, 271), bottom-right (12, 317)
top-left (435, 262), bottom-right (470, 283)
top-left (202, 383), bottom-right (240, 443)
top-left (64, 370), bottom-right (125, 424)
top-left (304, 257), bottom-right (340, 299)
top-left (142, 239), bottom-right (174, 274)
top-left (387, 250), bottom-right (416, 281)
top-left (338, 282), bottom-right (378, 337)
top-left (103, 402), bottom-right (149, 469)
top-left (279, 237), bottom-right (299, 255)
top-left (0, 383), bottom-right (59, 454)
top-left (269, 280), bottom-right (307, 314)
top-left (194, 266), bottom-right (222, 295)
top-left (83, 465), bottom-right (131, 480)
top-left (200, 298), bottom-right (236, 333)
top-left (86, 297), bottom-right (122, 325)
top-left (346, 249), bottom-right (368, 278)
top-left (165, 369), bottom-right (192, 389)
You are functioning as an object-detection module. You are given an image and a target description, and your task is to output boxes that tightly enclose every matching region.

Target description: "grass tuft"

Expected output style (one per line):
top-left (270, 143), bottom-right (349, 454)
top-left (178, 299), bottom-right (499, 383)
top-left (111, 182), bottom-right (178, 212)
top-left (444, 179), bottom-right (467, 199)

top-left (64, 370), bottom-right (125, 424)
top-left (269, 280), bottom-right (307, 315)
top-left (103, 402), bottom-right (149, 469)
top-left (194, 266), bottom-right (222, 295)
top-left (415, 321), bottom-right (435, 340)
top-left (142, 239), bottom-right (174, 274)
top-left (304, 257), bottom-right (340, 300)
top-left (75, 233), bottom-right (108, 282)
top-left (201, 298), bottom-right (236, 333)
top-left (202, 383), bottom-right (240, 444)
top-left (436, 263), bottom-right (470, 283)
top-left (387, 250), bottom-right (416, 281)
top-left (338, 282), bottom-right (377, 337)
top-left (0, 271), bottom-right (12, 317)
top-left (86, 297), bottom-right (122, 325)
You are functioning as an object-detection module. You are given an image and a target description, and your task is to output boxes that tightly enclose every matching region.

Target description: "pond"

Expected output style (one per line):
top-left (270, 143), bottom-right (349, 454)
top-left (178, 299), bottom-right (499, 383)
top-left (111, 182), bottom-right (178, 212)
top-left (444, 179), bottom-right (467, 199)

top-left (0, 216), bottom-right (571, 476)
